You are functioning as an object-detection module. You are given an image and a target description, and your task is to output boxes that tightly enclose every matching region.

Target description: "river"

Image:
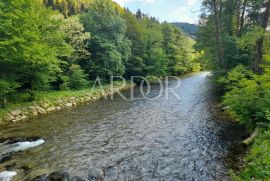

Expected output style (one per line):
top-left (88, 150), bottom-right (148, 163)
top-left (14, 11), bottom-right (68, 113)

top-left (0, 72), bottom-right (242, 181)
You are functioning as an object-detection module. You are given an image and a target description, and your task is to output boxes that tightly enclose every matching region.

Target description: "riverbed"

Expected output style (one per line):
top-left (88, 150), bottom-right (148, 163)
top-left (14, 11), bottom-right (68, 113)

top-left (0, 72), bottom-right (242, 181)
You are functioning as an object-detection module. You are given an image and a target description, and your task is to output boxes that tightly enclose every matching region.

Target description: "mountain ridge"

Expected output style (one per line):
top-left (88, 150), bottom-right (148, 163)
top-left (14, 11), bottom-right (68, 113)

top-left (172, 22), bottom-right (199, 38)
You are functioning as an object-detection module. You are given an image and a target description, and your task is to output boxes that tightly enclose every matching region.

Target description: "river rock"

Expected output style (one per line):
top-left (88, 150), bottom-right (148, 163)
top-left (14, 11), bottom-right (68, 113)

top-left (47, 171), bottom-right (71, 181)
top-left (56, 106), bottom-right (62, 111)
top-left (66, 103), bottom-right (73, 107)
top-left (87, 171), bottom-right (102, 181)
top-left (12, 117), bottom-right (22, 123)
top-left (28, 106), bottom-right (35, 110)
top-left (70, 97), bottom-right (76, 100)
top-left (46, 107), bottom-right (56, 112)
top-left (31, 110), bottom-right (38, 116)
top-left (24, 111), bottom-right (30, 116)
top-left (10, 109), bottom-right (22, 116)
top-left (21, 115), bottom-right (27, 120)
top-left (4, 114), bottom-right (15, 122)
top-left (13, 115), bottom-right (22, 122)
top-left (86, 97), bottom-right (92, 102)
top-left (41, 103), bottom-right (49, 109)
top-left (0, 155), bottom-right (12, 164)
top-left (36, 106), bottom-right (46, 114)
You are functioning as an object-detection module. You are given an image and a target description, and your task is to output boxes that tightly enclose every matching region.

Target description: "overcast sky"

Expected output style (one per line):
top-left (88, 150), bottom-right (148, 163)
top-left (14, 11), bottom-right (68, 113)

top-left (112, 0), bottom-right (202, 24)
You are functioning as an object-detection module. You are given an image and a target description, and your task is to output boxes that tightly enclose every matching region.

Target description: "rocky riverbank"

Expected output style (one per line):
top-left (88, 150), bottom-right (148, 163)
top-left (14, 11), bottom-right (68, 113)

top-left (0, 84), bottom-right (134, 125)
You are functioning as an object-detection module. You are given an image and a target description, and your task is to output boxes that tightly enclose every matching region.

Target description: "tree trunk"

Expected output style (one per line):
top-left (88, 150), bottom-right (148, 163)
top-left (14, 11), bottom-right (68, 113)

top-left (219, 0), bottom-right (222, 20)
top-left (238, 0), bottom-right (247, 37)
top-left (236, 0), bottom-right (241, 36)
top-left (212, 0), bottom-right (225, 68)
top-left (255, 37), bottom-right (264, 73)
top-left (254, 0), bottom-right (270, 73)
top-left (261, 1), bottom-right (270, 29)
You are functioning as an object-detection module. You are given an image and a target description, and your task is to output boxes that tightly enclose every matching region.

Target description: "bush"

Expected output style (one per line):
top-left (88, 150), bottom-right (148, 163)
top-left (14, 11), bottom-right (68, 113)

top-left (220, 65), bottom-right (270, 127)
top-left (68, 64), bottom-right (89, 90)
top-left (0, 80), bottom-right (19, 107)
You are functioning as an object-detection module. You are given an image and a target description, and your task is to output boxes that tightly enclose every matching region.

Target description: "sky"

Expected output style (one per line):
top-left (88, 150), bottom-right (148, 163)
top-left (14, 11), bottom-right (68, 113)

top-left (112, 0), bottom-right (202, 24)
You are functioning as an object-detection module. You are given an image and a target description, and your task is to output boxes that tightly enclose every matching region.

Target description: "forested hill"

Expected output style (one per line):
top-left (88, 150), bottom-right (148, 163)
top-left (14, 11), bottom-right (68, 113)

top-left (0, 0), bottom-right (202, 108)
top-left (44, 0), bottom-right (93, 16)
top-left (172, 22), bottom-right (199, 38)
top-left (44, 0), bottom-right (123, 16)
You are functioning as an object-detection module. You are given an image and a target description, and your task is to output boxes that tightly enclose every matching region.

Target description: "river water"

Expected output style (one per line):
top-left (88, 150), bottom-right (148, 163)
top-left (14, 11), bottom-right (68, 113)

top-left (0, 72), bottom-right (242, 181)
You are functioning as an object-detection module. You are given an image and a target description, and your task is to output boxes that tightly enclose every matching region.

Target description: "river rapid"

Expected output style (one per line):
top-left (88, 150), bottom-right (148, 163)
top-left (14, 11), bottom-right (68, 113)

top-left (0, 72), bottom-right (242, 181)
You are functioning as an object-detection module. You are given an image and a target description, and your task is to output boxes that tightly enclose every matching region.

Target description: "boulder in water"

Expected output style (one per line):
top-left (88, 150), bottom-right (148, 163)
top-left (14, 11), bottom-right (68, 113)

top-left (31, 173), bottom-right (89, 181)
top-left (47, 171), bottom-right (71, 181)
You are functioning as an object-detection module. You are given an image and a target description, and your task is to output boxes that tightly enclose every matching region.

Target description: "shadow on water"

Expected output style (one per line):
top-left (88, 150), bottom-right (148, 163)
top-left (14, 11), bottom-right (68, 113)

top-left (0, 72), bottom-right (245, 181)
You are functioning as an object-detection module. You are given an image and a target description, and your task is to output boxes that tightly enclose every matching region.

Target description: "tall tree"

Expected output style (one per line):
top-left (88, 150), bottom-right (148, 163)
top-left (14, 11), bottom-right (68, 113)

top-left (80, 0), bottom-right (131, 79)
top-left (255, 0), bottom-right (270, 73)
top-left (122, 9), bottom-right (146, 77)
top-left (0, 0), bottom-right (71, 93)
top-left (212, 0), bottom-right (225, 68)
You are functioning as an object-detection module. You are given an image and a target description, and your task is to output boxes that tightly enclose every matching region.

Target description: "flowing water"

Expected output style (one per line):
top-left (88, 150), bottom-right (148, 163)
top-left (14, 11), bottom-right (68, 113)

top-left (0, 72), bottom-right (242, 181)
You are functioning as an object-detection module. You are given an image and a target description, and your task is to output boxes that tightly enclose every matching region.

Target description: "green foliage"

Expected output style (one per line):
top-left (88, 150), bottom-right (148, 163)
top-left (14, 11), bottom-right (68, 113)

top-left (221, 65), bottom-right (270, 126)
top-left (44, 0), bottom-right (93, 16)
top-left (196, 0), bottom-right (268, 70)
top-left (143, 19), bottom-right (167, 76)
top-left (163, 23), bottom-right (185, 75)
top-left (0, 80), bottom-right (19, 107)
top-left (237, 26), bottom-right (265, 52)
top-left (80, 0), bottom-right (131, 79)
top-left (57, 15), bottom-right (90, 90)
top-left (232, 127), bottom-right (270, 181)
top-left (0, 0), bottom-right (72, 91)
top-left (121, 9), bottom-right (146, 77)
top-left (68, 64), bottom-right (89, 90)
top-left (61, 16), bottom-right (91, 62)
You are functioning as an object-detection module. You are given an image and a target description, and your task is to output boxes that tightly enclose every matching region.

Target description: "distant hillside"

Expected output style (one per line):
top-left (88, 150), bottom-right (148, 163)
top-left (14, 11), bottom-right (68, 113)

top-left (172, 22), bottom-right (199, 38)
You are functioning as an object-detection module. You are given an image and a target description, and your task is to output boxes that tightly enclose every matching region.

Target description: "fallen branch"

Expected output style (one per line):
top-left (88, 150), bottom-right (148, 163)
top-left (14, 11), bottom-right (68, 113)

top-left (242, 127), bottom-right (259, 145)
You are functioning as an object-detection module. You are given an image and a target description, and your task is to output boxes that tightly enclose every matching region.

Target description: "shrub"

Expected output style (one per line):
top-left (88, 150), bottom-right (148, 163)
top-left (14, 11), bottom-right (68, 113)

top-left (0, 80), bottom-right (19, 107)
top-left (221, 65), bottom-right (270, 127)
top-left (68, 64), bottom-right (89, 90)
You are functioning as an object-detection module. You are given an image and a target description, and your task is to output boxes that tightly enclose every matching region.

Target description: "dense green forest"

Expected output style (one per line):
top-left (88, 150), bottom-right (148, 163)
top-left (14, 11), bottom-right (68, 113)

top-left (0, 0), bottom-right (200, 108)
top-left (196, 0), bottom-right (270, 179)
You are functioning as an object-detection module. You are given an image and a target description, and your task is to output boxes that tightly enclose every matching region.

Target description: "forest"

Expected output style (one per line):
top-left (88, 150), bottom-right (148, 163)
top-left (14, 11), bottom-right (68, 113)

top-left (0, 0), bottom-right (199, 108)
top-left (197, 0), bottom-right (270, 180)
